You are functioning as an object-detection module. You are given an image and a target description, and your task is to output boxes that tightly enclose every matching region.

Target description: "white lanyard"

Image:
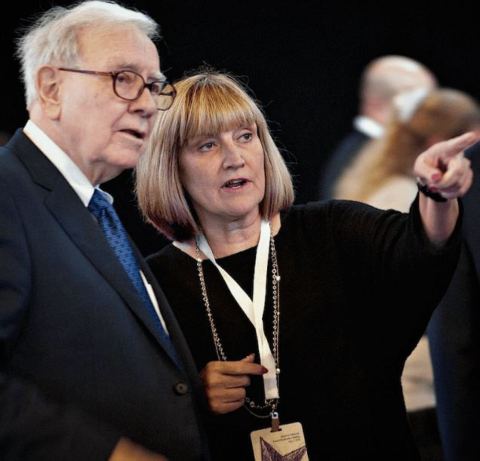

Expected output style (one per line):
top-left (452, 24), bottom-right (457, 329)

top-left (196, 220), bottom-right (279, 400)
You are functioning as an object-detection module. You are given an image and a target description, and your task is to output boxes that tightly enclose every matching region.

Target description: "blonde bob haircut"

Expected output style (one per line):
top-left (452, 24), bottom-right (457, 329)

top-left (136, 70), bottom-right (294, 241)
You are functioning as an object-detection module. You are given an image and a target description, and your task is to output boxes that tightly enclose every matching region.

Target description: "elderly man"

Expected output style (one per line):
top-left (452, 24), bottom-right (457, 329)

top-left (319, 55), bottom-right (437, 200)
top-left (0, 2), bottom-right (208, 460)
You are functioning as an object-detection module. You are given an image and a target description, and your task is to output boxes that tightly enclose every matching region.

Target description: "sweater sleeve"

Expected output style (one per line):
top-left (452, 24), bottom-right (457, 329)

top-left (306, 196), bottom-right (461, 359)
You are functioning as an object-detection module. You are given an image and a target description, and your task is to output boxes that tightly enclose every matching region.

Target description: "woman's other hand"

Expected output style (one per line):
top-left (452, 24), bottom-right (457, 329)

top-left (200, 354), bottom-right (267, 414)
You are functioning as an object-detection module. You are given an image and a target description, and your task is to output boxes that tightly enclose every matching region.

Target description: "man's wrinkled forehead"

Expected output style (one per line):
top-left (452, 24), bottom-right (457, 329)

top-left (76, 24), bottom-right (161, 76)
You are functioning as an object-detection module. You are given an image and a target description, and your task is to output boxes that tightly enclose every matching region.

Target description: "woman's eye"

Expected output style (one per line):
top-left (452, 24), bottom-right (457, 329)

top-left (199, 142), bottom-right (215, 151)
top-left (240, 132), bottom-right (253, 141)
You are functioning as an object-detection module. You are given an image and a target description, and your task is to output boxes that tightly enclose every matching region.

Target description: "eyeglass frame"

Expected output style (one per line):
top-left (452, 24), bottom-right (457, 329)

top-left (58, 67), bottom-right (176, 110)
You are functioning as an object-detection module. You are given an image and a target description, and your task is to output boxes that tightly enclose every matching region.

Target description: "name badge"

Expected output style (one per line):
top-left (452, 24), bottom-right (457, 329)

top-left (250, 422), bottom-right (309, 460)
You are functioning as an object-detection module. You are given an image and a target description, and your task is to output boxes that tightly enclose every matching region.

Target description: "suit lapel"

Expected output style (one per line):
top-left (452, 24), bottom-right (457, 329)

top-left (12, 130), bottom-right (181, 367)
top-left (139, 254), bottom-right (200, 372)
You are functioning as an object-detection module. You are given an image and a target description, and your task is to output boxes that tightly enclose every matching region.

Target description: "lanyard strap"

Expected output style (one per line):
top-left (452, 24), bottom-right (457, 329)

top-left (196, 220), bottom-right (279, 400)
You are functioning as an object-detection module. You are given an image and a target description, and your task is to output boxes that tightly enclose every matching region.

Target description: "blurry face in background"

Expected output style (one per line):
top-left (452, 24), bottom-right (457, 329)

top-left (179, 123), bottom-right (266, 228)
top-left (57, 24), bottom-right (161, 184)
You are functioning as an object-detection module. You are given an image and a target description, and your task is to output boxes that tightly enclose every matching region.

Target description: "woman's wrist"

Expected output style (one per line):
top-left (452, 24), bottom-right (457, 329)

top-left (416, 179), bottom-right (448, 203)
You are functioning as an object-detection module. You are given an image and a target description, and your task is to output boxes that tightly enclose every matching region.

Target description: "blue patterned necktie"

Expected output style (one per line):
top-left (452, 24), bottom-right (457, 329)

top-left (88, 189), bottom-right (179, 365)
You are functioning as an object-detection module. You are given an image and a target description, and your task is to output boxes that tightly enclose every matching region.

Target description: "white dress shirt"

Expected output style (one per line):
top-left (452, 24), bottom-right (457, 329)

top-left (353, 115), bottom-right (384, 139)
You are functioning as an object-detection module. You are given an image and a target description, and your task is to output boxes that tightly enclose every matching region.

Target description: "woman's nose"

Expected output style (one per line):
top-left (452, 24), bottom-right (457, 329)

top-left (222, 144), bottom-right (245, 169)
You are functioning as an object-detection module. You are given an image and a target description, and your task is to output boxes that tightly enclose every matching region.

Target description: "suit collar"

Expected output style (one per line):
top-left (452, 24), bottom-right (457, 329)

top-left (7, 128), bottom-right (61, 191)
top-left (23, 120), bottom-right (95, 206)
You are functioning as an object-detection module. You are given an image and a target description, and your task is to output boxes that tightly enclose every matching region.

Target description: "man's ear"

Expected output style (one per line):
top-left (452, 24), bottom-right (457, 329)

top-left (36, 66), bottom-right (62, 120)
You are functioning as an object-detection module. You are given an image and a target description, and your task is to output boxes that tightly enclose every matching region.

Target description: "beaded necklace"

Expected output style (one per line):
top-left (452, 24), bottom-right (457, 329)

top-left (195, 234), bottom-right (281, 418)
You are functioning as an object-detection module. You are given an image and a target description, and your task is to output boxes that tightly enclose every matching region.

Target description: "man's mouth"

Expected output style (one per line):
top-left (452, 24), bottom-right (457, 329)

top-left (120, 129), bottom-right (145, 140)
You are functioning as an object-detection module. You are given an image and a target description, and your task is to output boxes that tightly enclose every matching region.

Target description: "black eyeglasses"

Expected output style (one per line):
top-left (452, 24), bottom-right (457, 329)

top-left (58, 68), bottom-right (176, 110)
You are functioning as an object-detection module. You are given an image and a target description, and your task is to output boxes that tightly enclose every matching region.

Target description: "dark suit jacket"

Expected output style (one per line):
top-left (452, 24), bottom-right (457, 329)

top-left (428, 142), bottom-right (480, 461)
top-left (0, 130), bottom-right (209, 461)
top-left (318, 128), bottom-right (371, 200)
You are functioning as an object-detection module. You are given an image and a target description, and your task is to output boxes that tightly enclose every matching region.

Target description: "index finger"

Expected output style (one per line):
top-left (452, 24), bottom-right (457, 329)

top-left (433, 131), bottom-right (480, 160)
top-left (215, 360), bottom-right (267, 376)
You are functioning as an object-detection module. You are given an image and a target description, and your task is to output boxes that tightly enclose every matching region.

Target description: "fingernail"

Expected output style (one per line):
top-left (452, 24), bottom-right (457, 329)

top-left (261, 366), bottom-right (268, 374)
top-left (431, 173), bottom-right (441, 181)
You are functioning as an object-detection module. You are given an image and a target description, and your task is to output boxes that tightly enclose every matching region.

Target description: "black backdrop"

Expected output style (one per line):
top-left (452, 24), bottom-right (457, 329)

top-left (1, 1), bottom-right (478, 255)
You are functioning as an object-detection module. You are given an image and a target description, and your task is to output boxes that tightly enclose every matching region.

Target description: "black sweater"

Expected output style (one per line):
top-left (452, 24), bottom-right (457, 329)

top-left (148, 199), bottom-right (460, 461)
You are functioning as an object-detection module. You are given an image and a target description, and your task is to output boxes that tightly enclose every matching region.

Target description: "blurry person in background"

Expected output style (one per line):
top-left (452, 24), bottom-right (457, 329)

top-left (319, 54), bottom-right (436, 200)
top-left (334, 87), bottom-right (480, 210)
top-left (428, 136), bottom-right (480, 461)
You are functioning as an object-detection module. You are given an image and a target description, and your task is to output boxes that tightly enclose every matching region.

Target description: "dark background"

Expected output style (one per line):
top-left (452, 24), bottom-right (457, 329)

top-left (1, 1), bottom-right (478, 255)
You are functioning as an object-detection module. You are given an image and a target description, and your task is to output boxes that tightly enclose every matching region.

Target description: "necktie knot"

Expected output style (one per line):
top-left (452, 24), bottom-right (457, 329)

top-left (88, 189), bottom-right (111, 217)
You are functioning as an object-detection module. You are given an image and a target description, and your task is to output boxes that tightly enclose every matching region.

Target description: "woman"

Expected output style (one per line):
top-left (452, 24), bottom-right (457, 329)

top-left (136, 71), bottom-right (475, 460)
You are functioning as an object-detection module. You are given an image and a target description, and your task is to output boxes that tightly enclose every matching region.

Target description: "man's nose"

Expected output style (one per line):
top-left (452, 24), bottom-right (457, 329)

top-left (129, 86), bottom-right (157, 117)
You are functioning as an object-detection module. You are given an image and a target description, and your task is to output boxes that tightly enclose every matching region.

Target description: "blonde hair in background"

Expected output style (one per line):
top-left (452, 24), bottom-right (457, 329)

top-left (136, 70), bottom-right (294, 241)
top-left (334, 88), bottom-right (480, 202)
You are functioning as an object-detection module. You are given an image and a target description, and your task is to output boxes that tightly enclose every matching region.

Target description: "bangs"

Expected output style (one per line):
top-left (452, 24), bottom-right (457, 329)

top-left (177, 76), bottom-right (264, 145)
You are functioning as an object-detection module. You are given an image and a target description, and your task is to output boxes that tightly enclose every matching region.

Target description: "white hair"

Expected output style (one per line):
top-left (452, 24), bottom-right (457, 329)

top-left (393, 87), bottom-right (430, 122)
top-left (16, 0), bottom-right (160, 108)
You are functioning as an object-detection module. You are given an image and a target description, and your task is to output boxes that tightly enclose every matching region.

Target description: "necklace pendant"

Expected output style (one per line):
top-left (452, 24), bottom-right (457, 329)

top-left (271, 411), bottom-right (280, 432)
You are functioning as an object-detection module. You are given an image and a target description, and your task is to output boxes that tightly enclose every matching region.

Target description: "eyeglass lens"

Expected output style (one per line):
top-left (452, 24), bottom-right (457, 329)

top-left (114, 71), bottom-right (175, 110)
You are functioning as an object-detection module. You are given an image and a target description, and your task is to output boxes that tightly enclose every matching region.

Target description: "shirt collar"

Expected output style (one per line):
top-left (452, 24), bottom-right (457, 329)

top-left (23, 120), bottom-right (113, 206)
top-left (353, 116), bottom-right (384, 139)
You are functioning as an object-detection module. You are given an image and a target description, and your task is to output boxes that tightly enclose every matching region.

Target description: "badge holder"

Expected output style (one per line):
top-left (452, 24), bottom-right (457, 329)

top-left (250, 412), bottom-right (309, 460)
